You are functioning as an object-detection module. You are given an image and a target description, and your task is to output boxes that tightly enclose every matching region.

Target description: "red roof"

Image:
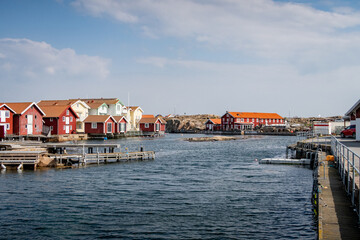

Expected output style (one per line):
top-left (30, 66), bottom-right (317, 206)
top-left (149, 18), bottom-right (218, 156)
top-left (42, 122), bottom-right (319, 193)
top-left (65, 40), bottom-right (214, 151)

top-left (112, 116), bottom-right (129, 123)
top-left (5, 102), bottom-right (45, 115)
top-left (40, 105), bottom-right (79, 118)
top-left (84, 115), bottom-right (115, 123)
top-left (226, 112), bottom-right (283, 119)
top-left (207, 118), bottom-right (221, 124)
top-left (139, 115), bottom-right (166, 124)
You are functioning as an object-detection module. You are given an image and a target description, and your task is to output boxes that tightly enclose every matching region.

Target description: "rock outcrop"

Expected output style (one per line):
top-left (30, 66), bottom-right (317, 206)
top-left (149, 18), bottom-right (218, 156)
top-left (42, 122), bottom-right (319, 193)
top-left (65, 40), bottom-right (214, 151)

top-left (165, 114), bottom-right (220, 133)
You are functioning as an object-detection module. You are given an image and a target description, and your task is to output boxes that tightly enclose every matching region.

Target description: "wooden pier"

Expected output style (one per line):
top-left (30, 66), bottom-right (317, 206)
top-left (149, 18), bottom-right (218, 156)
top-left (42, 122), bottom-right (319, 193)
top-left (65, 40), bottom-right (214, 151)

top-left (50, 151), bottom-right (155, 167)
top-left (0, 142), bottom-right (155, 170)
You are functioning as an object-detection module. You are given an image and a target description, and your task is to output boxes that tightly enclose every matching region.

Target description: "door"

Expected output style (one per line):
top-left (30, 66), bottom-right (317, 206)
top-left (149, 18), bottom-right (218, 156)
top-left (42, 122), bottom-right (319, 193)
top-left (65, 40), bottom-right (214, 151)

top-left (65, 125), bottom-right (70, 134)
top-left (0, 111), bottom-right (5, 123)
top-left (107, 122), bottom-right (112, 133)
top-left (0, 125), bottom-right (5, 138)
top-left (27, 115), bottom-right (33, 135)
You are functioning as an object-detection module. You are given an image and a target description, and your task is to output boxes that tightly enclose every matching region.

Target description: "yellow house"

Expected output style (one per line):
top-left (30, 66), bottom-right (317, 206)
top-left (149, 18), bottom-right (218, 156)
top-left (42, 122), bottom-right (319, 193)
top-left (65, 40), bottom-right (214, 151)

top-left (128, 106), bottom-right (144, 131)
top-left (38, 99), bottom-right (90, 133)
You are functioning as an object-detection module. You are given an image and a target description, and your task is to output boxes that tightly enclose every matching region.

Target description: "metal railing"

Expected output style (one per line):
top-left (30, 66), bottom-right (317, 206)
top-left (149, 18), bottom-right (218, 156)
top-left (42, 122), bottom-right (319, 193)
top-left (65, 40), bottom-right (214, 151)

top-left (331, 136), bottom-right (360, 222)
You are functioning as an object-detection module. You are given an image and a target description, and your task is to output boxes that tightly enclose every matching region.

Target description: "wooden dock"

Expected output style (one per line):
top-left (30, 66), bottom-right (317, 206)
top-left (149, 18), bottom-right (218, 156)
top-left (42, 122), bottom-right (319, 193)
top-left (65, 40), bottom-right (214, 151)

top-left (50, 151), bottom-right (155, 167)
top-left (0, 142), bottom-right (155, 170)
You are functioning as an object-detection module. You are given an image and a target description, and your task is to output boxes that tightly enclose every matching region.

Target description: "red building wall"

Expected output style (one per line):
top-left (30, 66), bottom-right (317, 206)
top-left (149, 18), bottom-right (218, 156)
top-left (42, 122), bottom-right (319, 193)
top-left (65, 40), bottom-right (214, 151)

top-left (85, 122), bottom-right (105, 134)
top-left (16, 106), bottom-right (43, 135)
top-left (104, 118), bottom-right (115, 134)
top-left (140, 120), bottom-right (166, 132)
top-left (221, 113), bottom-right (284, 130)
top-left (0, 105), bottom-right (13, 135)
top-left (43, 118), bottom-right (59, 135)
top-left (115, 118), bottom-right (127, 133)
top-left (57, 108), bottom-right (77, 135)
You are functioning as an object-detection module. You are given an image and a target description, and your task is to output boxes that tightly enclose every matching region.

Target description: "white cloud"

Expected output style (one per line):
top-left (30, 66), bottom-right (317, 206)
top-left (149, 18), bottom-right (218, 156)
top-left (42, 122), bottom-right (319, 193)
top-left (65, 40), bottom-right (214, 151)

top-left (0, 38), bottom-right (110, 80)
top-left (0, 38), bottom-right (111, 101)
top-left (72, 0), bottom-right (360, 71)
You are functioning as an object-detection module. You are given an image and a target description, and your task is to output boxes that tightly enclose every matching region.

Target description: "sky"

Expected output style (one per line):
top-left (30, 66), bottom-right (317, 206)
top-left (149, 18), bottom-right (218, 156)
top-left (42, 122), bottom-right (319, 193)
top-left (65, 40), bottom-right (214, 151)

top-left (1, 0), bottom-right (360, 117)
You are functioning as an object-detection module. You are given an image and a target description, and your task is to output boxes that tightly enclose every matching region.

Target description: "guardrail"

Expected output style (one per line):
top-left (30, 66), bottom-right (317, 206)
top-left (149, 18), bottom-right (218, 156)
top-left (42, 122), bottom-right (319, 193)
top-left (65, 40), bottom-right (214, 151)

top-left (331, 136), bottom-right (360, 222)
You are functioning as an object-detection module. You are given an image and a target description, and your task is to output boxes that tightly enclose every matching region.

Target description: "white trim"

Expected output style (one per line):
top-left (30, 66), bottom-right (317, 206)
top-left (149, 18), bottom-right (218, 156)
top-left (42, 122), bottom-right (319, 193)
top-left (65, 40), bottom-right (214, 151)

top-left (21, 102), bottom-right (46, 116)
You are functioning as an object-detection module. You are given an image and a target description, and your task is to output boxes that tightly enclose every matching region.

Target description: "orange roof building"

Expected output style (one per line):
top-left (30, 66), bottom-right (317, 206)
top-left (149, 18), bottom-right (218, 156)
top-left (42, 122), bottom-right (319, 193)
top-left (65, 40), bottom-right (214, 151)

top-left (221, 111), bottom-right (284, 131)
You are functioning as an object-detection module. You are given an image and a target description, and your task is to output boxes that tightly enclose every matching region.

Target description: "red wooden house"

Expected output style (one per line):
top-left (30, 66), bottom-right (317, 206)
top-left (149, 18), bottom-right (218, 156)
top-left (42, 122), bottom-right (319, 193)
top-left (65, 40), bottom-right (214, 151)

top-left (0, 104), bottom-right (15, 138)
top-left (39, 105), bottom-right (79, 135)
top-left (5, 102), bottom-right (45, 136)
top-left (205, 118), bottom-right (221, 131)
top-left (221, 111), bottom-right (284, 131)
top-left (113, 116), bottom-right (129, 134)
top-left (345, 98), bottom-right (360, 141)
top-left (139, 115), bottom-right (166, 135)
top-left (84, 115), bottom-right (116, 135)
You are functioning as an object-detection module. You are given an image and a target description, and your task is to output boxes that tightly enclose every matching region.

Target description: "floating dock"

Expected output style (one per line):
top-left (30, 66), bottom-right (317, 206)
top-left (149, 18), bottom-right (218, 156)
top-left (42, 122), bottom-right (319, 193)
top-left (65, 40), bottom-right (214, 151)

top-left (260, 158), bottom-right (311, 165)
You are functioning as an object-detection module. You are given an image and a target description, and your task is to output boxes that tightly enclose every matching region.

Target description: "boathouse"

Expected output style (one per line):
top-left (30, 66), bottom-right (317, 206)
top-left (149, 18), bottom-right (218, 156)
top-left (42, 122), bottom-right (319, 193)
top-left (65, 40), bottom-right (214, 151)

top-left (38, 99), bottom-right (90, 133)
top-left (40, 105), bottom-right (79, 135)
top-left (0, 104), bottom-right (15, 138)
top-left (345, 99), bottom-right (360, 141)
top-left (113, 116), bottom-right (129, 134)
top-left (205, 118), bottom-right (221, 131)
top-left (221, 112), bottom-right (284, 131)
top-left (84, 115), bottom-right (116, 135)
top-left (5, 102), bottom-right (45, 136)
top-left (139, 115), bottom-right (166, 135)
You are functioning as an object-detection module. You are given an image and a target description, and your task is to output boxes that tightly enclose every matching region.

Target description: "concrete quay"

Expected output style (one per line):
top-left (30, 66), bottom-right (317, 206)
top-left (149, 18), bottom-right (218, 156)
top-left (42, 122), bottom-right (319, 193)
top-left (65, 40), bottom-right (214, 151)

top-left (317, 154), bottom-right (360, 239)
top-left (297, 136), bottom-right (360, 239)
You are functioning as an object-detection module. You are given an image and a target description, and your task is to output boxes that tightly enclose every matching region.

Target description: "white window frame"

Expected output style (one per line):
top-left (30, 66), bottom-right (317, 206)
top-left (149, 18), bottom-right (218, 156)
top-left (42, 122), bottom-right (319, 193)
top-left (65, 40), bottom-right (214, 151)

top-left (91, 122), bottom-right (97, 129)
top-left (145, 123), bottom-right (149, 128)
top-left (50, 118), bottom-right (53, 122)
top-left (62, 116), bottom-right (65, 122)
top-left (5, 111), bottom-right (10, 118)
top-left (50, 126), bottom-right (53, 131)
top-left (70, 116), bottom-right (73, 122)
top-left (66, 110), bottom-right (69, 115)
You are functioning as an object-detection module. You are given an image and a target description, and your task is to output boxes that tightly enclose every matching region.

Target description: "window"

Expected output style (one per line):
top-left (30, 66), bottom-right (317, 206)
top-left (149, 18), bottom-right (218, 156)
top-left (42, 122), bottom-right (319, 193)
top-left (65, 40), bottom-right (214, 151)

top-left (145, 123), bottom-right (149, 128)
top-left (156, 123), bottom-right (160, 131)
top-left (5, 111), bottom-right (10, 118)
top-left (63, 125), bottom-right (65, 130)
top-left (66, 110), bottom-right (69, 115)
top-left (35, 124), bottom-right (37, 129)
top-left (62, 116), bottom-right (65, 122)
top-left (241, 118), bottom-right (244, 122)
top-left (91, 123), bottom-right (97, 129)
top-left (50, 126), bottom-right (53, 131)
top-left (252, 118), bottom-right (254, 122)
top-left (70, 116), bottom-right (73, 122)
top-left (25, 125), bottom-right (27, 129)
top-left (117, 105), bottom-right (120, 111)
top-left (25, 115), bottom-right (27, 118)
top-left (50, 118), bottom-right (53, 122)
top-left (35, 115), bottom-right (37, 119)
top-left (70, 125), bottom-right (72, 130)
top-left (246, 118), bottom-right (249, 122)
top-left (6, 123), bottom-right (9, 130)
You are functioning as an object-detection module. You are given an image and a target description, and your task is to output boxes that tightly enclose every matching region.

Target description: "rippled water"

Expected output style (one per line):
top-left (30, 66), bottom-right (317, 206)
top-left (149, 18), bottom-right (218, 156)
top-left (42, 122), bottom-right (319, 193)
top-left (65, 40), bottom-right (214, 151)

top-left (0, 134), bottom-right (315, 239)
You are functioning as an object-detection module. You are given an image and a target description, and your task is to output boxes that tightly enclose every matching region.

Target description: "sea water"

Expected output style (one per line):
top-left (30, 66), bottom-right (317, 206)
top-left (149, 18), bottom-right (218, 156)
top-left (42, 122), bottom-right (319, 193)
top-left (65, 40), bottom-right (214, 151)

top-left (0, 134), bottom-right (315, 239)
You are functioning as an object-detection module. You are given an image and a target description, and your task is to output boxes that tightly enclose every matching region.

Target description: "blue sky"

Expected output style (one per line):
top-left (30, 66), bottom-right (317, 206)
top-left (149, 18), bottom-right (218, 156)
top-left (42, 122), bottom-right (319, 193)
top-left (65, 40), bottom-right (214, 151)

top-left (1, 0), bottom-right (360, 117)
